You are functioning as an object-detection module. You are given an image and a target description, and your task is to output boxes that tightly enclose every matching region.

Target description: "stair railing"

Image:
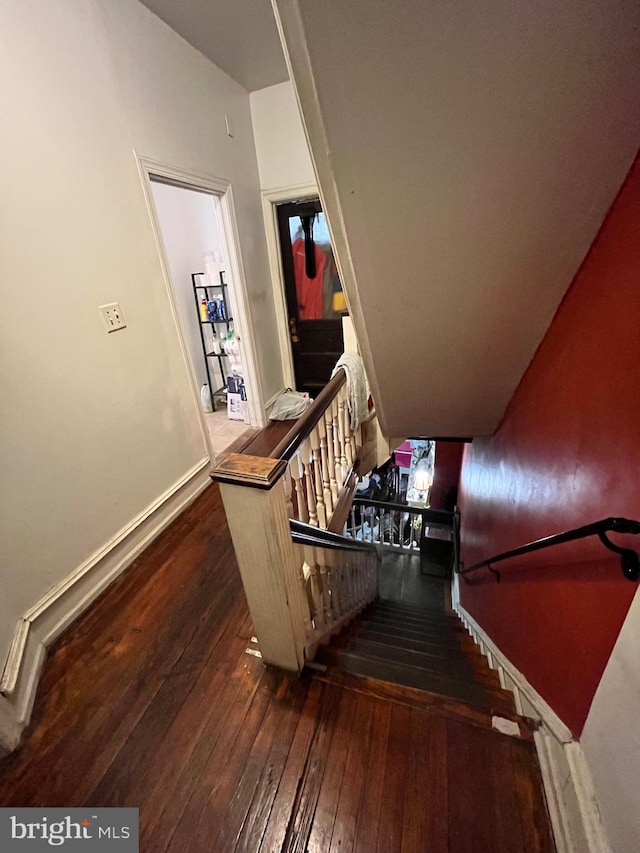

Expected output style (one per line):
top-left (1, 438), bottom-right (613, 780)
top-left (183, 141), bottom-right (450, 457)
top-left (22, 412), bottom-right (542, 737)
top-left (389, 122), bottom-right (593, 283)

top-left (213, 367), bottom-right (378, 673)
top-left (346, 496), bottom-right (459, 558)
top-left (290, 520), bottom-right (378, 658)
top-left (459, 517), bottom-right (640, 583)
top-left (270, 370), bottom-right (357, 529)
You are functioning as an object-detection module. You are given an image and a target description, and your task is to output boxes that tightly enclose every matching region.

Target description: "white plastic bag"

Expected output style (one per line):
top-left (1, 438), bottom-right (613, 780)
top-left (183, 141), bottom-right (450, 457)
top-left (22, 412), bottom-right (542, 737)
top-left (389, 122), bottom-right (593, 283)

top-left (200, 383), bottom-right (213, 413)
top-left (222, 332), bottom-right (243, 376)
top-left (269, 389), bottom-right (312, 421)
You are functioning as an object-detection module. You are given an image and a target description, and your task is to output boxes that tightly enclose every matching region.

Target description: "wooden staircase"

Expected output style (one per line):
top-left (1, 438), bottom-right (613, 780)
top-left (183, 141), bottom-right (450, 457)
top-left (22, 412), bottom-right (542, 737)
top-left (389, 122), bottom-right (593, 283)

top-left (315, 590), bottom-right (519, 720)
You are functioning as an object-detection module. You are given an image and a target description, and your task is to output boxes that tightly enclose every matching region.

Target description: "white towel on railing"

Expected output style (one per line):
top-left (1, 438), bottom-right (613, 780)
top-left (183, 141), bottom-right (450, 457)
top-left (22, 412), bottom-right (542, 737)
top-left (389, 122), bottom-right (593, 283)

top-left (331, 352), bottom-right (368, 431)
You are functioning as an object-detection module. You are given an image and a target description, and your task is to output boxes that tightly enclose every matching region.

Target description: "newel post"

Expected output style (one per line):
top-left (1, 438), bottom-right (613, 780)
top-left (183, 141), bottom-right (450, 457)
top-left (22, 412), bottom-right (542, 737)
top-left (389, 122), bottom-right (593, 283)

top-left (212, 453), bottom-right (307, 673)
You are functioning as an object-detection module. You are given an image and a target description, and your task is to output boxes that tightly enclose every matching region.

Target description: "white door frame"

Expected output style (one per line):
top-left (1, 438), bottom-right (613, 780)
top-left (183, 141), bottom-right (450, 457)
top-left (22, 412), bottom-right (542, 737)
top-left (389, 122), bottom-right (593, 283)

top-left (261, 182), bottom-right (318, 392)
top-left (136, 155), bottom-right (268, 444)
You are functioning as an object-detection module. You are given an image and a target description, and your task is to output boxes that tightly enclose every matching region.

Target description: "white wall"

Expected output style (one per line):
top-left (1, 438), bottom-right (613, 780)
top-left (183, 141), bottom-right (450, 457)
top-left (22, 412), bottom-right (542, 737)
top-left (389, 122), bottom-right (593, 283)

top-left (150, 182), bottom-right (224, 394)
top-left (250, 81), bottom-right (315, 190)
top-left (0, 0), bottom-right (282, 680)
top-left (273, 0), bottom-right (640, 437)
top-left (581, 590), bottom-right (640, 852)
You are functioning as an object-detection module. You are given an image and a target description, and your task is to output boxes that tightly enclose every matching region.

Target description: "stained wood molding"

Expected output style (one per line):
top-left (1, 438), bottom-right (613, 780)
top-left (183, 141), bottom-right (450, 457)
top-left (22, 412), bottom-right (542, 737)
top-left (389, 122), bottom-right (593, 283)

top-left (212, 453), bottom-right (288, 489)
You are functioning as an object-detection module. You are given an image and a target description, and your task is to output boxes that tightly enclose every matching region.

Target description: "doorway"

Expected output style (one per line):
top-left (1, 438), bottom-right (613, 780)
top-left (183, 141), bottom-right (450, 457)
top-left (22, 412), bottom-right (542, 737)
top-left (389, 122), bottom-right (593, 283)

top-left (276, 198), bottom-right (346, 393)
top-left (138, 159), bottom-right (264, 463)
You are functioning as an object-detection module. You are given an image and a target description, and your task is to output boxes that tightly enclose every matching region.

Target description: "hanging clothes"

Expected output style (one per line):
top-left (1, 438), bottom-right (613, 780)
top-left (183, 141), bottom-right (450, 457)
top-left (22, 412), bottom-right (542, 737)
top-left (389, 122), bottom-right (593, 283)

top-left (292, 215), bottom-right (326, 319)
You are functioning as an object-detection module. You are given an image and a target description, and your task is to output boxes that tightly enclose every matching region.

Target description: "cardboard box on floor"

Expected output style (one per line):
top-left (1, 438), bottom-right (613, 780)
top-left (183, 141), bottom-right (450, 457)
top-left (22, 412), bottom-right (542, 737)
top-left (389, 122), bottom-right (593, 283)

top-left (227, 375), bottom-right (245, 421)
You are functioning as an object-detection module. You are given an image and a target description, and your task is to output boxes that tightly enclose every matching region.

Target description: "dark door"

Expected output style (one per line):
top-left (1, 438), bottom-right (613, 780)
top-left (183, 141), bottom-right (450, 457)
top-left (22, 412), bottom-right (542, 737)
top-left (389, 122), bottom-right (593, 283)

top-left (276, 199), bottom-right (346, 393)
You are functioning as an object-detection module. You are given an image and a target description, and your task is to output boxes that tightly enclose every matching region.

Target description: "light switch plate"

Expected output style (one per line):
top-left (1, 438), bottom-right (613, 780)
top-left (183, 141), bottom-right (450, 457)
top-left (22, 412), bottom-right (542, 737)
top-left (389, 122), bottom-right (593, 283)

top-left (99, 302), bottom-right (126, 333)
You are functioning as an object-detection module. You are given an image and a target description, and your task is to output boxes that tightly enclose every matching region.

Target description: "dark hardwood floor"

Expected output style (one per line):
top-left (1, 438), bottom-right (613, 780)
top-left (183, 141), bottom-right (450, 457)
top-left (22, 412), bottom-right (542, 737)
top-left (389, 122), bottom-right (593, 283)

top-left (0, 484), bottom-right (555, 852)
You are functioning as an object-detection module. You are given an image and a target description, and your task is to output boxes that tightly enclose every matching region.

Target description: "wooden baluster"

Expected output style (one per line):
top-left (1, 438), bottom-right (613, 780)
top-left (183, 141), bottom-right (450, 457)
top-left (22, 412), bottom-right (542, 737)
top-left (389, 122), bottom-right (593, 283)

top-left (360, 553), bottom-right (368, 601)
top-left (331, 400), bottom-right (344, 491)
top-left (337, 394), bottom-right (349, 481)
top-left (353, 555), bottom-right (360, 607)
top-left (340, 386), bottom-right (355, 468)
top-left (341, 557), bottom-right (350, 613)
top-left (300, 439), bottom-right (318, 527)
top-left (293, 544), bottom-right (313, 636)
top-left (348, 557), bottom-right (356, 611)
top-left (304, 544), bottom-right (324, 629)
top-left (330, 550), bottom-right (341, 621)
top-left (317, 417), bottom-right (333, 518)
top-left (309, 425), bottom-right (327, 529)
top-left (283, 467), bottom-right (294, 520)
top-left (318, 552), bottom-right (333, 625)
top-left (350, 506), bottom-right (357, 539)
top-left (324, 407), bottom-right (340, 507)
top-left (290, 452), bottom-right (308, 523)
top-left (365, 552), bottom-right (374, 598)
top-left (329, 554), bottom-right (340, 618)
top-left (380, 507), bottom-right (385, 546)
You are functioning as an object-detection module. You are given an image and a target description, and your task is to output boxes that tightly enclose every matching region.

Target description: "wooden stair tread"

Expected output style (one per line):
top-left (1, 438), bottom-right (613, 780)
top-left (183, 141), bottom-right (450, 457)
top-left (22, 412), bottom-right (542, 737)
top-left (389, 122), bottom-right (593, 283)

top-left (356, 619), bottom-right (460, 644)
top-left (353, 627), bottom-right (462, 655)
top-left (311, 668), bottom-right (536, 742)
top-left (362, 607), bottom-right (453, 628)
top-left (317, 647), bottom-right (486, 706)
top-left (331, 637), bottom-right (475, 677)
top-left (315, 601), bottom-right (518, 716)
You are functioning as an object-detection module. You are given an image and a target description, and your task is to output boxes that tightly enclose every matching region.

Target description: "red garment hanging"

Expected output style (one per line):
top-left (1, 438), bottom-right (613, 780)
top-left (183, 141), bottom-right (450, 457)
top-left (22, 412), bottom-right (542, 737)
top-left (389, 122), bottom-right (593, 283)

top-left (292, 237), bottom-right (326, 319)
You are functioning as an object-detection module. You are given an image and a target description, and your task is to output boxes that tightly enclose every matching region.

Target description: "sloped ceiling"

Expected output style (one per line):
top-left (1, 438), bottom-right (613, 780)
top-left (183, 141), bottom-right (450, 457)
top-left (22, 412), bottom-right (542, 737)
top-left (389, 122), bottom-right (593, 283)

top-left (137, 0), bottom-right (288, 91)
top-left (273, 0), bottom-right (640, 437)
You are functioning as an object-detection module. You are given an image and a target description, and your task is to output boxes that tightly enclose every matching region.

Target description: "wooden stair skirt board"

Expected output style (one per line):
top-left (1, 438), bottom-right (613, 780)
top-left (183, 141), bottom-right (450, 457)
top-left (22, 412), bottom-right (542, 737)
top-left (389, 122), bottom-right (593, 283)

top-left (452, 575), bottom-right (614, 853)
top-left (314, 598), bottom-right (520, 720)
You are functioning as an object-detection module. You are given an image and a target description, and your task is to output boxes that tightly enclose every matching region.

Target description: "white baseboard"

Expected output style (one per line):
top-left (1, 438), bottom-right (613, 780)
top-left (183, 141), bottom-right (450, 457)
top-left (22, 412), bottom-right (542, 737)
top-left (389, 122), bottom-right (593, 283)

top-left (452, 573), bottom-right (611, 853)
top-left (0, 458), bottom-right (211, 752)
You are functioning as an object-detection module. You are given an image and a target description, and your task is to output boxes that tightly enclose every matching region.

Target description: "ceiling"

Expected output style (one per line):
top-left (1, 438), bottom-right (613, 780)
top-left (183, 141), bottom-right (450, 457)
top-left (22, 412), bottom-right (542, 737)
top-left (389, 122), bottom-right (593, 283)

top-left (137, 0), bottom-right (288, 91)
top-left (274, 0), bottom-right (640, 437)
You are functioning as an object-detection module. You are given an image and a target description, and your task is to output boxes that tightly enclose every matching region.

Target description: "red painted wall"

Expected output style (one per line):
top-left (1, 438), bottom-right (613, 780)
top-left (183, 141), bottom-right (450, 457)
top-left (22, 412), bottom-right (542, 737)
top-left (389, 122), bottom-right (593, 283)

top-left (458, 156), bottom-right (640, 736)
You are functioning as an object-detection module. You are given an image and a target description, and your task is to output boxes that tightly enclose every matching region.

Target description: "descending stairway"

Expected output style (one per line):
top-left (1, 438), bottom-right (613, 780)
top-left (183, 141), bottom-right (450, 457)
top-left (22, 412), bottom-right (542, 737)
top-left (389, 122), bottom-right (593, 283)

top-left (316, 592), bottom-right (517, 718)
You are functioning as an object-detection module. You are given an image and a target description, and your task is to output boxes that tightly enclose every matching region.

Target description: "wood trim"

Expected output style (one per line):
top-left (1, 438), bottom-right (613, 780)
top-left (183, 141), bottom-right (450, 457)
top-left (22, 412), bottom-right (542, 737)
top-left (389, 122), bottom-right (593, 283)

top-left (212, 453), bottom-right (288, 489)
top-left (0, 621), bottom-right (29, 697)
top-left (451, 573), bottom-right (612, 853)
top-left (261, 183), bottom-right (318, 391)
top-left (135, 154), bottom-right (267, 429)
top-left (218, 479), bottom-right (306, 671)
top-left (270, 369), bottom-right (346, 461)
top-left (0, 459), bottom-right (211, 749)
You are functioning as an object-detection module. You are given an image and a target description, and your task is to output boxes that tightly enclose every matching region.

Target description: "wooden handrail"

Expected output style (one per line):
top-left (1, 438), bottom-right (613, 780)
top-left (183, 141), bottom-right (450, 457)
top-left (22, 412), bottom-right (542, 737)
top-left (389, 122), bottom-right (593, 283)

top-left (352, 497), bottom-right (454, 528)
top-left (270, 369), bottom-right (346, 462)
top-left (290, 519), bottom-right (377, 552)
